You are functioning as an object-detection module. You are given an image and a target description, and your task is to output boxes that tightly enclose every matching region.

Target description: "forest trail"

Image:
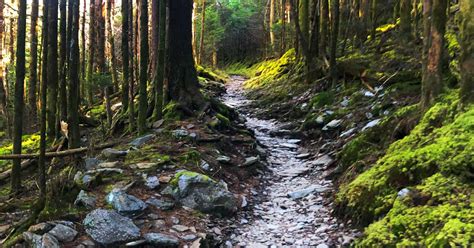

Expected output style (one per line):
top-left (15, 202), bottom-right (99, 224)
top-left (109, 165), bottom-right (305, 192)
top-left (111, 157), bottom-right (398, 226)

top-left (218, 76), bottom-right (358, 247)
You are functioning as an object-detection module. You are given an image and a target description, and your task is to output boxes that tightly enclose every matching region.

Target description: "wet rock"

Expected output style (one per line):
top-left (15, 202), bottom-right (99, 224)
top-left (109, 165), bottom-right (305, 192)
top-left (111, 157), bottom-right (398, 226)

top-left (130, 134), bottom-right (155, 148)
top-left (217, 156), bottom-right (231, 164)
top-left (312, 155), bottom-right (333, 167)
top-left (145, 176), bottom-right (160, 189)
top-left (340, 128), bottom-right (357, 138)
top-left (48, 224), bottom-right (78, 242)
top-left (281, 143), bottom-right (298, 149)
top-left (163, 171), bottom-right (237, 215)
top-left (146, 197), bottom-right (175, 211)
top-left (126, 239), bottom-right (147, 246)
top-left (84, 158), bottom-right (102, 170)
top-left (322, 119), bottom-right (342, 131)
top-left (287, 186), bottom-right (328, 200)
top-left (362, 119), bottom-right (381, 131)
top-left (106, 189), bottom-right (147, 216)
top-left (296, 153), bottom-right (311, 159)
top-left (101, 148), bottom-right (128, 160)
top-left (316, 243), bottom-right (329, 248)
top-left (83, 209), bottom-right (141, 246)
top-left (242, 156), bottom-right (259, 167)
top-left (144, 233), bottom-right (179, 247)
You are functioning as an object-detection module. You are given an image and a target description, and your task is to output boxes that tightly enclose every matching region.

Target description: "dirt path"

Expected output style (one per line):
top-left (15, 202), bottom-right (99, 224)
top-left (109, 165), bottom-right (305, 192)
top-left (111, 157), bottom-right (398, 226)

top-left (217, 76), bottom-right (358, 247)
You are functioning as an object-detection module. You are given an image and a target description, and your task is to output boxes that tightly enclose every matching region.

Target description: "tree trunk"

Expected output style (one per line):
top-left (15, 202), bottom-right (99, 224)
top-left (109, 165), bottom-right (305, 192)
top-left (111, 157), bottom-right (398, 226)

top-left (192, 1), bottom-right (197, 62)
top-left (11, 0), bottom-right (27, 193)
top-left (81, 0), bottom-right (86, 99)
top-left (107, 0), bottom-right (119, 92)
top-left (59, 0), bottom-right (68, 123)
top-left (299, 0), bottom-right (309, 43)
top-left (168, 0), bottom-right (205, 110)
top-left (329, 0), bottom-right (339, 84)
top-left (28, 0), bottom-right (39, 129)
top-left (399, 0), bottom-right (412, 40)
top-left (281, 0), bottom-right (287, 54)
top-left (320, 0), bottom-right (329, 57)
top-left (137, 0), bottom-right (149, 134)
top-left (270, 0), bottom-right (276, 52)
top-left (47, 0), bottom-right (59, 139)
top-left (68, 0), bottom-right (80, 148)
top-left (151, 0), bottom-right (159, 72)
top-left (96, 0), bottom-right (106, 73)
top-left (0, 0), bottom-right (10, 138)
top-left (421, 0), bottom-right (447, 108)
top-left (121, 0), bottom-right (130, 113)
top-left (128, 0), bottom-right (135, 132)
top-left (87, 0), bottom-right (96, 105)
top-left (152, 0), bottom-right (166, 120)
top-left (459, 0), bottom-right (474, 105)
top-left (197, 0), bottom-right (206, 65)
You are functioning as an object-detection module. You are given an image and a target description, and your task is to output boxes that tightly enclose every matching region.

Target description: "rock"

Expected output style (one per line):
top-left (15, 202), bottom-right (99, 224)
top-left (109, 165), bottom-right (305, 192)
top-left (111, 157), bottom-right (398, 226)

top-left (397, 188), bottom-right (411, 199)
top-left (81, 239), bottom-right (96, 247)
top-left (362, 119), bottom-right (381, 131)
top-left (28, 223), bottom-right (54, 235)
top-left (182, 234), bottom-right (197, 241)
top-left (164, 171), bottom-right (237, 215)
top-left (241, 196), bottom-right (248, 208)
top-left (281, 143), bottom-right (298, 149)
top-left (0, 224), bottom-right (10, 236)
top-left (48, 224), bottom-right (78, 242)
top-left (101, 148), bottom-right (128, 160)
top-left (172, 129), bottom-right (190, 138)
top-left (213, 227), bottom-right (222, 235)
top-left (146, 197), bottom-right (175, 210)
top-left (98, 161), bottom-right (121, 168)
top-left (200, 160), bottom-right (212, 171)
top-left (145, 176), bottom-right (160, 189)
top-left (216, 156), bottom-right (231, 164)
top-left (41, 233), bottom-right (61, 248)
top-left (130, 134), bottom-right (155, 148)
top-left (23, 232), bottom-right (42, 247)
top-left (83, 209), bottom-right (141, 246)
top-left (170, 216), bottom-right (180, 224)
top-left (296, 153), bottom-right (311, 159)
top-left (135, 162), bottom-right (158, 170)
top-left (84, 158), bottom-right (102, 170)
top-left (242, 156), bottom-right (259, 167)
top-left (126, 239), bottom-right (147, 246)
top-left (316, 244), bottom-right (329, 248)
top-left (312, 155), bottom-right (333, 167)
top-left (341, 97), bottom-right (350, 107)
top-left (287, 186), bottom-right (328, 200)
top-left (322, 119), bottom-right (342, 131)
top-left (152, 119), bottom-right (165, 129)
top-left (144, 233), bottom-right (179, 247)
top-left (159, 175), bottom-right (172, 183)
top-left (340, 128), bottom-right (357, 138)
top-left (172, 225), bottom-right (189, 232)
top-left (74, 171), bottom-right (99, 189)
top-left (106, 189), bottom-right (147, 216)
top-left (364, 91), bottom-right (375, 97)
top-left (316, 115), bottom-right (325, 125)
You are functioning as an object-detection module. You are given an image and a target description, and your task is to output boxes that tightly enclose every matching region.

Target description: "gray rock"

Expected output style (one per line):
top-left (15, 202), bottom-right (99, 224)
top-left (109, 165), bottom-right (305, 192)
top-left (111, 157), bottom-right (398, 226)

top-left (322, 119), bottom-right (342, 131)
top-left (217, 156), bottom-right (231, 164)
top-left (28, 223), bottom-right (54, 234)
top-left (144, 233), bottom-right (179, 247)
top-left (362, 119), bottom-right (381, 131)
top-left (146, 197), bottom-right (175, 210)
top-left (340, 128), bottom-right (357, 138)
top-left (74, 171), bottom-right (99, 190)
top-left (316, 115), bottom-right (325, 125)
top-left (41, 233), bottom-right (61, 248)
top-left (145, 176), bottom-right (160, 189)
top-left (23, 232), bottom-right (42, 247)
top-left (83, 209), bottom-right (141, 246)
top-left (106, 190), bottom-right (147, 216)
top-left (312, 155), bottom-right (333, 167)
top-left (84, 158), bottom-right (102, 170)
top-left (163, 171), bottom-right (237, 215)
top-left (296, 153), bottom-right (311, 159)
top-left (98, 161), bottom-right (121, 168)
top-left (101, 148), bottom-right (128, 160)
top-left (200, 160), bottom-right (212, 171)
top-left (48, 224), bottom-right (78, 242)
top-left (130, 134), bottom-right (155, 148)
top-left (172, 225), bottom-right (189, 232)
top-left (242, 156), bottom-right (259, 167)
top-left (397, 188), bottom-right (411, 199)
top-left (172, 129), bottom-right (189, 138)
top-left (287, 186), bottom-right (328, 200)
top-left (126, 239), bottom-right (147, 246)
top-left (316, 244), bottom-right (329, 248)
top-left (182, 234), bottom-right (197, 241)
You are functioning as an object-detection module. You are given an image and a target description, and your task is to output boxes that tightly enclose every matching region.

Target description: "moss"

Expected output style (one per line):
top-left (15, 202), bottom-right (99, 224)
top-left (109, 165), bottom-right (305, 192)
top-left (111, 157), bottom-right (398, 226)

top-left (309, 92), bottom-right (334, 109)
top-left (178, 149), bottom-right (201, 166)
top-left (89, 104), bottom-right (106, 119)
top-left (0, 134), bottom-right (42, 169)
top-left (163, 101), bottom-right (183, 121)
top-left (196, 65), bottom-right (228, 83)
top-left (125, 146), bottom-right (171, 165)
top-left (336, 91), bottom-right (474, 245)
top-left (169, 170), bottom-right (214, 187)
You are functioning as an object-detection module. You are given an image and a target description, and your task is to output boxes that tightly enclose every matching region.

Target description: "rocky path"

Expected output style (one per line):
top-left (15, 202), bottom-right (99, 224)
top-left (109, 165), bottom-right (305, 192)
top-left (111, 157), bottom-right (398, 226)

top-left (217, 76), bottom-right (358, 247)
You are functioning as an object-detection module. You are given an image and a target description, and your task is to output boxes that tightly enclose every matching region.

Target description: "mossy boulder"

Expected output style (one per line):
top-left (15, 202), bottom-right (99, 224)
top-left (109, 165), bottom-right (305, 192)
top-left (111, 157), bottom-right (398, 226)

top-left (163, 171), bottom-right (237, 216)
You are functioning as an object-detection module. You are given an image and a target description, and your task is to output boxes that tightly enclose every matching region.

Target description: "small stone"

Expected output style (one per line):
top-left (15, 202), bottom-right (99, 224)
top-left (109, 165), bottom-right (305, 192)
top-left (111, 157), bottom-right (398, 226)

top-left (173, 129), bottom-right (190, 138)
top-left (322, 119), bottom-right (342, 130)
top-left (106, 189), bottom-right (147, 216)
top-left (145, 176), bottom-right (160, 189)
top-left (182, 234), bottom-right (198, 241)
top-left (146, 197), bottom-right (175, 210)
top-left (148, 213), bottom-right (160, 220)
top-left (152, 120), bottom-right (165, 129)
top-left (27, 223), bottom-right (54, 235)
top-left (42, 233), bottom-right (61, 248)
top-left (48, 223), bottom-right (78, 242)
top-left (242, 156), bottom-right (259, 167)
top-left (397, 188), bottom-right (411, 199)
top-left (200, 160), bottom-right (212, 171)
top-left (287, 186), bottom-right (328, 200)
top-left (84, 158), bottom-right (102, 170)
top-left (144, 233), bottom-right (179, 247)
top-left (362, 119), bottom-right (381, 131)
top-left (172, 225), bottom-right (190, 232)
top-left (217, 156), bottom-right (231, 164)
top-left (213, 227), bottom-right (222, 235)
top-left (98, 161), bottom-right (121, 168)
top-left (126, 239), bottom-right (147, 246)
top-left (364, 91), bottom-right (375, 97)
top-left (135, 162), bottom-right (158, 170)
top-left (171, 216), bottom-right (180, 224)
top-left (316, 244), bottom-right (329, 248)
top-left (101, 148), bottom-right (128, 160)
top-left (130, 134), bottom-right (155, 147)
top-left (296, 153), bottom-right (311, 159)
top-left (159, 175), bottom-right (172, 183)
top-left (340, 128), bottom-right (356, 138)
top-left (153, 220), bottom-right (166, 228)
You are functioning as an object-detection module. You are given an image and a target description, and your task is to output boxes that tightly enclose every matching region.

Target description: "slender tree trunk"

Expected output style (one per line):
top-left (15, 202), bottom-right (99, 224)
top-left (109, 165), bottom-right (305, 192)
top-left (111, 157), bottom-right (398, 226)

top-left (152, 0), bottom-right (166, 120)
top-left (96, 0), bottom-right (106, 73)
top-left (421, 0), bottom-right (447, 108)
top-left (47, 0), bottom-right (59, 139)
top-left (81, 0), bottom-right (86, 100)
top-left (0, 0), bottom-right (10, 138)
top-left (28, 0), bottom-right (39, 129)
top-left (320, 0), bottom-right (329, 57)
top-left (197, 0), bottom-right (206, 65)
top-left (459, 0), bottom-right (474, 105)
top-left (107, 0), bottom-right (119, 92)
top-left (11, 0), bottom-right (27, 193)
top-left (87, 0), bottom-right (96, 105)
top-left (168, 0), bottom-right (204, 109)
top-left (399, 0), bottom-right (412, 40)
top-left (281, 0), bottom-right (287, 54)
top-left (370, 0), bottom-right (377, 41)
top-left (68, 0), bottom-right (80, 148)
top-left (330, 0), bottom-right (340, 84)
top-left (151, 0), bottom-right (159, 72)
top-left (192, 1), bottom-right (197, 62)
top-left (128, 0), bottom-right (135, 132)
top-left (59, 0), bottom-right (68, 123)
top-left (299, 0), bottom-right (309, 43)
top-left (137, 0), bottom-right (149, 134)
top-left (270, 0), bottom-right (276, 52)
top-left (122, 0), bottom-right (130, 113)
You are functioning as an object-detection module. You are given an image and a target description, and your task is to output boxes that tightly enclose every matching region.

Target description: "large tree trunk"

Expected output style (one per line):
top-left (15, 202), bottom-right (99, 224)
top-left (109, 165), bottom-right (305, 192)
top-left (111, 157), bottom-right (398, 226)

top-left (11, 0), bottom-right (27, 193)
top-left (137, 0), bottom-right (149, 134)
top-left (197, 0), bottom-right (206, 65)
top-left (128, 0), bottom-right (135, 132)
top-left (28, 0), bottom-right (39, 129)
top-left (167, 0), bottom-right (205, 110)
top-left (87, 0), bottom-right (96, 105)
top-left (459, 0), bottom-right (474, 105)
top-left (399, 0), bottom-right (412, 40)
top-left (329, 0), bottom-right (339, 84)
top-left (107, 0), bottom-right (119, 92)
top-left (299, 0), bottom-right (309, 43)
top-left (96, 0), bottom-right (107, 73)
top-left (81, 0), bottom-right (86, 100)
top-left (270, 0), bottom-right (276, 52)
top-left (59, 0), bottom-right (68, 123)
top-left (121, 0), bottom-right (130, 113)
top-left (68, 0), bottom-right (81, 148)
top-left (152, 0), bottom-right (166, 120)
top-left (0, 0), bottom-right (10, 138)
top-left (47, 0), bottom-right (59, 139)
top-left (320, 0), bottom-right (329, 57)
top-left (421, 0), bottom-right (447, 109)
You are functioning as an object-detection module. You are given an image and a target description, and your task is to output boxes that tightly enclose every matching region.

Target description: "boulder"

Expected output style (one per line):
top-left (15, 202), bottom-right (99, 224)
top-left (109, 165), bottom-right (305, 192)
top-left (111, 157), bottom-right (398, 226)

top-left (74, 190), bottom-right (97, 209)
top-left (146, 197), bottom-right (175, 211)
top-left (106, 190), bottom-right (147, 216)
top-left (83, 209), bottom-right (141, 246)
top-left (163, 171), bottom-right (237, 215)
top-left (22, 232), bottom-right (42, 248)
top-left (143, 233), bottom-right (179, 247)
top-left (130, 134), bottom-right (155, 148)
top-left (48, 223), bottom-right (78, 242)
top-left (41, 233), bottom-right (61, 248)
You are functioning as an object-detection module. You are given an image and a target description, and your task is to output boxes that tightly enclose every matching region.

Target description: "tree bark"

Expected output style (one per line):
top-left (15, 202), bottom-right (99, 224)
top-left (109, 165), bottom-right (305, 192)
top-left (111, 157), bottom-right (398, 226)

top-left (87, 0), bottom-right (96, 105)
top-left (399, 0), bottom-right (412, 40)
top-left (0, 0), bottom-right (10, 138)
top-left (28, 0), bottom-right (39, 129)
top-left (329, 0), bottom-right (339, 84)
top-left (137, 0), bottom-right (149, 134)
top-left (121, 0), bottom-right (130, 113)
top-left (270, 0), bottom-right (276, 52)
top-left (11, 0), bottom-right (27, 193)
top-left (421, 0), bottom-right (447, 108)
top-left (299, 0), bottom-right (309, 43)
top-left (152, 0), bottom-right (166, 120)
top-left (59, 0), bottom-right (68, 123)
top-left (107, 0), bottom-right (119, 92)
top-left (47, 0), bottom-right (59, 139)
top-left (459, 0), bottom-right (474, 105)
top-left (320, 0), bottom-right (329, 57)
top-left (167, 0), bottom-right (205, 110)
top-left (68, 0), bottom-right (81, 148)
top-left (197, 0), bottom-right (206, 65)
